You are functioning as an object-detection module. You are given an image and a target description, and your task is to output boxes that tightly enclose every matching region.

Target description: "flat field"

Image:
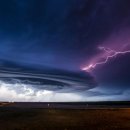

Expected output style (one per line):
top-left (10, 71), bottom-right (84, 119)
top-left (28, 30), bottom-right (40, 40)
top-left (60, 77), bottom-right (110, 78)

top-left (0, 106), bottom-right (130, 130)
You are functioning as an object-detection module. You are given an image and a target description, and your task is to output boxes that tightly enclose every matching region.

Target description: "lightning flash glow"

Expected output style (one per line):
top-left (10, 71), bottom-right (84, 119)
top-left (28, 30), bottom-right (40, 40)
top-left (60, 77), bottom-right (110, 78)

top-left (82, 44), bottom-right (130, 72)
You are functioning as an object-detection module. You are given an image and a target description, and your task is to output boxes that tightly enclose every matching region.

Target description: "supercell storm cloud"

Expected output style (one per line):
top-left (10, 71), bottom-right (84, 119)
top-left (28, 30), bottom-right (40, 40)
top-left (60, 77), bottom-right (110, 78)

top-left (0, 63), bottom-right (97, 101)
top-left (0, 67), bottom-right (96, 92)
top-left (0, 0), bottom-right (130, 101)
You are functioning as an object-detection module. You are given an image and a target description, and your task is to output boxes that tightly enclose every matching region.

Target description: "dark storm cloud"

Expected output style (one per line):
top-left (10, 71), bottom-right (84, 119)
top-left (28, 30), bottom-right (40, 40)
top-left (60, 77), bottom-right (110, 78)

top-left (0, 65), bottom-right (97, 92)
top-left (0, 0), bottom-right (130, 70)
top-left (0, 0), bottom-right (130, 100)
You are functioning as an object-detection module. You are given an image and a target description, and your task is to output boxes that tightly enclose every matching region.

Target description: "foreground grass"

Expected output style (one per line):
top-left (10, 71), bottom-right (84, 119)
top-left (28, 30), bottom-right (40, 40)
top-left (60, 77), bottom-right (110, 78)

top-left (0, 108), bottom-right (130, 130)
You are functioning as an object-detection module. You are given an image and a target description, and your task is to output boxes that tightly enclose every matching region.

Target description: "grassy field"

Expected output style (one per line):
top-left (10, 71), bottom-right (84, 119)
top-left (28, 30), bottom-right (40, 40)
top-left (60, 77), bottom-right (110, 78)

top-left (0, 108), bottom-right (130, 130)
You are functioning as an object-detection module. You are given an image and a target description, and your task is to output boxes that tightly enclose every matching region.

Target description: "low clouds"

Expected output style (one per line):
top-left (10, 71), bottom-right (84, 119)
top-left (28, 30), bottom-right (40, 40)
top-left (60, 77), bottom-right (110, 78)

top-left (0, 80), bottom-right (130, 102)
top-left (0, 80), bottom-right (84, 102)
top-left (0, 66), bottom-right (97, 101)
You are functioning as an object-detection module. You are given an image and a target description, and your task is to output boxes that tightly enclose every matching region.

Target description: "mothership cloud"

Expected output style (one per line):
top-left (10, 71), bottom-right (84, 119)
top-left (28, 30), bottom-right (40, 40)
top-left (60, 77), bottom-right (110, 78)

top-left (0, 68), bottom-right (96, 92)
top-left (0, 62), bottom-right (97, 101)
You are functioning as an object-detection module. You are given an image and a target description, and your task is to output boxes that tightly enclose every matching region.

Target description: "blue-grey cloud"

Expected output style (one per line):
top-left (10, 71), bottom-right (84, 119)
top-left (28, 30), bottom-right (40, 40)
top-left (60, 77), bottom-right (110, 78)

top-left (0, 63), bottom-right (97, 92)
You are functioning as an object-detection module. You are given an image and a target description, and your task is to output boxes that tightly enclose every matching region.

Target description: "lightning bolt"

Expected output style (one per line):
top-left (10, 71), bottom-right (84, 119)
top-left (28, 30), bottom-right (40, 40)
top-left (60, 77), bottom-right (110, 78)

top-left (82, 45), bottom-right (130, 72)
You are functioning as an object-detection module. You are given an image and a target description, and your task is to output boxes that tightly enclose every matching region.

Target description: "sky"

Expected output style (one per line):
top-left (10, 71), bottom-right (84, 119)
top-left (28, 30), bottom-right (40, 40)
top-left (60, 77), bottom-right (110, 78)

top-left (0, 0), bottom-right (130, 101)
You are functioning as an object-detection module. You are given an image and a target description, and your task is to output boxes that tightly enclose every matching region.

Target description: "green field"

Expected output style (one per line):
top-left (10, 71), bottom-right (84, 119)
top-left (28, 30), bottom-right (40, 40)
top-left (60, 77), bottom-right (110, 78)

top-left (0, 108), bottom-right (130, 130)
